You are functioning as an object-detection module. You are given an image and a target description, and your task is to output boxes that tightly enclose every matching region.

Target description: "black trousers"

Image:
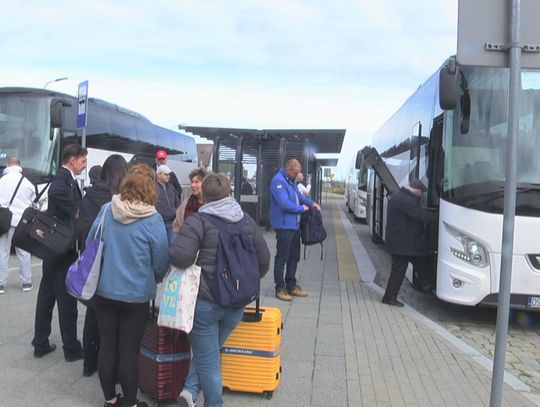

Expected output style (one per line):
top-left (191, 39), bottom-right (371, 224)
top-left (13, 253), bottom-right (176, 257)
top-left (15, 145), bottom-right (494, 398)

top-left (95, 296), bottom-right (148, 406)
top-left (32, 252), bottom-right (82, 356)
top-left (383, 255), bottom-right (433, 300)
top-left (83, 305), bottom-right (99, 371)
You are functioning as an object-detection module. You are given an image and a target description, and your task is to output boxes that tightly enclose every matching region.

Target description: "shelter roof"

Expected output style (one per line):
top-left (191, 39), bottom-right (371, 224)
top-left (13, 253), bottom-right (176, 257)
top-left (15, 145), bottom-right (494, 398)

top-left (179, 126), bottom-right (345, 154)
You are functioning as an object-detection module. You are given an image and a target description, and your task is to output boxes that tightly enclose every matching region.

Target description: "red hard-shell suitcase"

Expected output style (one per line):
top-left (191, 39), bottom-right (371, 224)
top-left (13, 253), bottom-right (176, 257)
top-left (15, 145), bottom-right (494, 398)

top-left (138, 305), bottom-right (191, 404)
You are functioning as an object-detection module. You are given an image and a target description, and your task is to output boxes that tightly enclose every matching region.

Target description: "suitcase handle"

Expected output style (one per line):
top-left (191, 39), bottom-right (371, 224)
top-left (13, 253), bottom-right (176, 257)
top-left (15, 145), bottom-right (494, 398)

top-left (242, 298), bottom-right (262, 323)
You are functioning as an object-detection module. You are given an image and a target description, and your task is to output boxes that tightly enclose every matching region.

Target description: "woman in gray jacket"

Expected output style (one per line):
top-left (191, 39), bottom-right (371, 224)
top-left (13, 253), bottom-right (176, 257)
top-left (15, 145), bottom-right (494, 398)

top-left (170, 173), bottom-right (270, 407)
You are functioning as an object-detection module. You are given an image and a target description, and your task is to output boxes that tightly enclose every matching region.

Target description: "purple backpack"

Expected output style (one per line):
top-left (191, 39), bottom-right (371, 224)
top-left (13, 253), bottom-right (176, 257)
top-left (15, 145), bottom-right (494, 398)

top-left (65, 204), bottom-right (109, 300)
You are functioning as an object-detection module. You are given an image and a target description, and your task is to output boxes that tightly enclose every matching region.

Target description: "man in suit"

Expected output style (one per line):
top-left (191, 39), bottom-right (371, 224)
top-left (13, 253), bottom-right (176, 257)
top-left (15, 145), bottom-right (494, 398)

top-left (32, 144), bottom-right (87, 361)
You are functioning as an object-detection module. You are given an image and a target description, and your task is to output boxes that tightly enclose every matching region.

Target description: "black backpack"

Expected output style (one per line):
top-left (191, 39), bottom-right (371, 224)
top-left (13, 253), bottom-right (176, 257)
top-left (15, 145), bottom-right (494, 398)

top-left (200, 213), bottom-right (260, 308)
top-left (300, 207), bottom-right (327, 260)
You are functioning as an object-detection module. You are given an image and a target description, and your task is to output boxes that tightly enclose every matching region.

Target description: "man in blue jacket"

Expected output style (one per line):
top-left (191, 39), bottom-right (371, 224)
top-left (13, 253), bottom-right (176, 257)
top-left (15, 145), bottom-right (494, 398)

top-left (270, 159), bottom-right (320, 301)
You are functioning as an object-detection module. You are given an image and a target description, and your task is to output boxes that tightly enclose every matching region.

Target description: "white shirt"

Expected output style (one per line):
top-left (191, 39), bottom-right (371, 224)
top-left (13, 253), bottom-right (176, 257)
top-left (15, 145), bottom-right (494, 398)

top-left (298, 182), bottom-right (311, 196)
top-left (0, 166), bottom-right (37, 226)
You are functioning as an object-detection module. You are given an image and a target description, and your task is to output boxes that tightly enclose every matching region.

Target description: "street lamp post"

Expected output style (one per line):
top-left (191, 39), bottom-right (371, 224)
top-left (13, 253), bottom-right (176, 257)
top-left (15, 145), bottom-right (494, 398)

top-left (43, 77), bottom-right (69, 89)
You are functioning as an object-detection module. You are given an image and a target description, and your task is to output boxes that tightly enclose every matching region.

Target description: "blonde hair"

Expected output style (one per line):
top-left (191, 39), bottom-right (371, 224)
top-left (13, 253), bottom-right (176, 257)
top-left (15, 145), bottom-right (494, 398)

top-left (202, 173), bottom-right (231, 203)
top-left (120, 164), bottom-right (157, 205)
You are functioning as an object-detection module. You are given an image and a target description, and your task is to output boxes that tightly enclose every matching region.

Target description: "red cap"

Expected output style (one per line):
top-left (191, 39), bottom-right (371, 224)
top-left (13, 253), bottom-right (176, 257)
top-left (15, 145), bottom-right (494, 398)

top-left (156, 150), bottom-right (167, 159)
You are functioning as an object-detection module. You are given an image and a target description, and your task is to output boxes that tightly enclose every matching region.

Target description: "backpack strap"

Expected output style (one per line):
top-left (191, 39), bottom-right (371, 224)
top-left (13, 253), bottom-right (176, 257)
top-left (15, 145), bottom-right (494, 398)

top-left (8, 175), bottom-right (25, 208)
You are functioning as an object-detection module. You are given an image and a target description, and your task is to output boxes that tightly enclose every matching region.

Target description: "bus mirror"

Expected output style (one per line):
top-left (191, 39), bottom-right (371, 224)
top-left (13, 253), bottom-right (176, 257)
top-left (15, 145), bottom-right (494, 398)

top-left (355, 150), bottom-right (363, 169)
top-left (50, 101), bottom-right (63, 128)
top-left (439, 57), bottom-right (458, 110)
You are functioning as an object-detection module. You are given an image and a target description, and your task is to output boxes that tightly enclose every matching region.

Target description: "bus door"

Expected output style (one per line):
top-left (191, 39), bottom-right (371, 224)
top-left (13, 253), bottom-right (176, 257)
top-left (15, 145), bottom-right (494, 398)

top-left (426, 114), bottom-right (444, 256)
top-left (361, 147), bottom-right (399, 243)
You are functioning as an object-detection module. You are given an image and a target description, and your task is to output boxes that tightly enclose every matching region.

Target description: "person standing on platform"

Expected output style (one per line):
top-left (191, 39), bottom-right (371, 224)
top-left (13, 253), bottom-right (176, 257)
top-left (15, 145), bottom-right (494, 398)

top-left (270, 159), bottom-right (320, 301)
top-left (296, 172), bottom-right (311, 197)
top-left (76, 154), bottom-right (129, 378)
top-left (155, 164), bottom-right (180, 245)
top-left (381, 179), bottom-right (438, 307)
top-left (172, 167), bottom-right (207, 234)
top-left (171, 173), bottom-right (270, 407)
top-left (91, 164), bottom-right (169, 407)
top-left (32, 144), bottom-right (87, 361)
top-left (0, 156), bottom-right (36, 294)
top-left (155, 150), bottom-right (183, 200)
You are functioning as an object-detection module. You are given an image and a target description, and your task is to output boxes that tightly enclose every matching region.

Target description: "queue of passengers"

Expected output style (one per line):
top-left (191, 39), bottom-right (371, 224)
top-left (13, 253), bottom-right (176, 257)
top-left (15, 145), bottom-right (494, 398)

top-left (0, 145), bottom-right (328, 407)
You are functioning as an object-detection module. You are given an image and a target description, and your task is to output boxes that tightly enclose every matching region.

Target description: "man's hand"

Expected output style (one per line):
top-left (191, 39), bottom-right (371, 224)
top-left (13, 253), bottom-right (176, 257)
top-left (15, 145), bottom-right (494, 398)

top-left (312, 203), bottom-right (321, 211)
top-left (302, 205), bottom-right (309, 212)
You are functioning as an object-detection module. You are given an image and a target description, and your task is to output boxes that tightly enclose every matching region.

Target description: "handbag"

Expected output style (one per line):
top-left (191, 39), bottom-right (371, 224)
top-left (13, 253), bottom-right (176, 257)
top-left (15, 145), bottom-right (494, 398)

top-left (12, 180), bottom-right (74, 262)
top-left (0, 175), bottom-right (25, 236)
top-left (65, 205), bottom-right (108, 301)
top-left (158, 260), bottom-right (201, 333)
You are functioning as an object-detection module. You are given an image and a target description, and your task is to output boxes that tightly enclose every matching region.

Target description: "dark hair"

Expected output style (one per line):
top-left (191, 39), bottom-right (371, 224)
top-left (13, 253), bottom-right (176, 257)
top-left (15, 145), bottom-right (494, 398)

top-left (101, 155), bottom-right (129, 194)
top-left (189, 167), bottom-right (208, 181)
top-left (88, 165), bottom-right (102, 185)
top-left (61, 144), bottom-right (87, 164)
top-left (121, 164), bottom-right (157, 205)
top-left (202, 173), bottom-right (230, 203)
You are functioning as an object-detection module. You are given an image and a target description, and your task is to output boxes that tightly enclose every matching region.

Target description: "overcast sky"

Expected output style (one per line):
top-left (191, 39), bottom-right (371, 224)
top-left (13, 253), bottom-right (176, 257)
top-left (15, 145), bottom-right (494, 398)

top-left (0, 0), bottom-right (458, 178)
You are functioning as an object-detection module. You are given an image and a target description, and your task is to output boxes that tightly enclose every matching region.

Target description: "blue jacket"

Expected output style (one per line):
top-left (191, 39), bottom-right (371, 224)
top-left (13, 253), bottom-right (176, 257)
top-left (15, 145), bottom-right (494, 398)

top-left (270, 168), bottom-right (314, 230)
top-left (88, 203), bottom-right (170, 302)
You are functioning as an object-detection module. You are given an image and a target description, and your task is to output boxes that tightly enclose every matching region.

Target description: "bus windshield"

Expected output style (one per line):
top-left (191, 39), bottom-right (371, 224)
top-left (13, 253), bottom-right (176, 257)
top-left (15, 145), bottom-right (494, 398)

top-left (443, 66), bottom-right (540, 216)
top-left (0, 95), bottom-right (57, 181)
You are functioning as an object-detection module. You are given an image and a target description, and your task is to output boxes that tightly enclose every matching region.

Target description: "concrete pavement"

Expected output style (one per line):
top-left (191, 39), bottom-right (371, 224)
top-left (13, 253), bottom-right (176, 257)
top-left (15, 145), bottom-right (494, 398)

top-left (0, 200), bottom-right (538, 406)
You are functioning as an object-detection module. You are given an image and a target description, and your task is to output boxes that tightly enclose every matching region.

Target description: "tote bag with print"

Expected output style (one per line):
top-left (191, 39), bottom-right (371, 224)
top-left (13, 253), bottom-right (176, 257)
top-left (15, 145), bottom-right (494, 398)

top-left (158, 262), bottom-right (201, 333)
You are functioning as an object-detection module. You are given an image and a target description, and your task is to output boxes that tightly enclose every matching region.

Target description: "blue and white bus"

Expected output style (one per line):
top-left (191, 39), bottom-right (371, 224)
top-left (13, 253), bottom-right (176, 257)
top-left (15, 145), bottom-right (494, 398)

top-left (0, 87), bottom-right (197, 199)
top-left (362, 58), bottom-right (540, 310)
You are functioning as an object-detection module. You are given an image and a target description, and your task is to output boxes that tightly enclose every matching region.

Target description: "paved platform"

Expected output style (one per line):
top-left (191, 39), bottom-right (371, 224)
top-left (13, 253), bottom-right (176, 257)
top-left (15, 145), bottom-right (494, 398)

top-left (0, 201), bottom-right (538, 406)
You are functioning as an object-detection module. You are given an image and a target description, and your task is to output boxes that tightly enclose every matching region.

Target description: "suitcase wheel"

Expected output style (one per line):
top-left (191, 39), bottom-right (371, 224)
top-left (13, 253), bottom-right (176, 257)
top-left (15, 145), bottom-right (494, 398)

top-left (265, 391), bottom-right (273, 399)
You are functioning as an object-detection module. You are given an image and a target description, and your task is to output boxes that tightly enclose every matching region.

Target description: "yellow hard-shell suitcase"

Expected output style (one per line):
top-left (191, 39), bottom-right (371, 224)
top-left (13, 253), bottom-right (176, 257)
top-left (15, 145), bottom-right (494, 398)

top-left (221, 301), bottom-right (283, 399)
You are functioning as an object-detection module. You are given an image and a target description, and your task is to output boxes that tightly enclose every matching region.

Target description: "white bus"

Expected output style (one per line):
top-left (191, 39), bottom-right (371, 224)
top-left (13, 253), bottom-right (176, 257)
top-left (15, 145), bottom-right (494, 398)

top-left (361, 58), bottom-right (540, 310)
top-left (0, 87), bottom-right (197, 201)
top-left (345, 154), bottom-right (368, 222)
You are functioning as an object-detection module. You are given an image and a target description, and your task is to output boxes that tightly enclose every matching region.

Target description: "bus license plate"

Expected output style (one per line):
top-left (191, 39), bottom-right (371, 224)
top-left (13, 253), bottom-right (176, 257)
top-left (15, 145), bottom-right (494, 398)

top-left (527, 296), bottom-right (540, 309)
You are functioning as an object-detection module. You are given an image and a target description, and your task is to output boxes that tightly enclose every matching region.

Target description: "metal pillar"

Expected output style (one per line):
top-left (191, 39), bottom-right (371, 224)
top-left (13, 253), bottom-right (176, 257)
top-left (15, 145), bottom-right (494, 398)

top-left (278, 137), bottom-right (286, 168)
top-left (490, 0), bottom-right (521, 405)
top-left (233, 136), bottom-right (244, 202)
top-left (212, 136), bottom-right (221, 172)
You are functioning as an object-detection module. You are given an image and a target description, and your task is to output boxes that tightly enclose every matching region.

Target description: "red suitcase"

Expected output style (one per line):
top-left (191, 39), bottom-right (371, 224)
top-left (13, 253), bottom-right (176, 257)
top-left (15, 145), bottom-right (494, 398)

top-left (138, 305), bottom-right (191, 404)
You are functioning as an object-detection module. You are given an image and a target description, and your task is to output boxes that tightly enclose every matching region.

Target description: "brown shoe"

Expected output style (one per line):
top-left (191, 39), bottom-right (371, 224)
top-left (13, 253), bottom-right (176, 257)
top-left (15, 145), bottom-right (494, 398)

top-left (275, 288), bottom-right (293, 301)
top-left (289, 286), bottom-right (308, 297)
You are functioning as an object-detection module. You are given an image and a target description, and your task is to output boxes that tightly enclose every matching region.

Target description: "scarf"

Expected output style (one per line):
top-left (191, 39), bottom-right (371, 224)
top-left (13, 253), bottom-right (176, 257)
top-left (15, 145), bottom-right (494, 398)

top-left (111, 194), bottom-right (157, 224)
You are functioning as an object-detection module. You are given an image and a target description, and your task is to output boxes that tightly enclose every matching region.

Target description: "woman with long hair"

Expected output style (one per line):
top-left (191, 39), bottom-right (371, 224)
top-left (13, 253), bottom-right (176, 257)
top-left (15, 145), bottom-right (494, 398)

top-left (77, 154), bottom-right (129, 377)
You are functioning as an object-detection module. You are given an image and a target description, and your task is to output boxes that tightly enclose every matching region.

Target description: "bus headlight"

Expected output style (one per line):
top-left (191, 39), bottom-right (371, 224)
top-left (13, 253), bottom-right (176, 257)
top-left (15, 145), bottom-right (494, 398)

top-left (444, 222), bottom-right (489, 268)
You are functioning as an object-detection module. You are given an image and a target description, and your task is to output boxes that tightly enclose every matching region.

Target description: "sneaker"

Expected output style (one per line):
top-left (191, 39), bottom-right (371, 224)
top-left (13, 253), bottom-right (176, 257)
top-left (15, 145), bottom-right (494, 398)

top-left (22, 283), bottom-right (33, 292)
top-left (289, 286), bottom-right (308, 297)
top-left (275, 288), bottom-right (293, 302)
top-left (0, 285), bottom-right (4, 294)
top-left (178, 390), bottom-right (195, 407)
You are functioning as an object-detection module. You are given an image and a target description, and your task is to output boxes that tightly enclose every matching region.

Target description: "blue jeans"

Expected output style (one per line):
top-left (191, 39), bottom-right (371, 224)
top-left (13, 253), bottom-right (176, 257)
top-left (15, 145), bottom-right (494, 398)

top-left (273, 228), bottom-right (301, 291)
top-left (165, 222), bottom-right (174, 246)
top-left (183, 298), bottom-right (244, 407)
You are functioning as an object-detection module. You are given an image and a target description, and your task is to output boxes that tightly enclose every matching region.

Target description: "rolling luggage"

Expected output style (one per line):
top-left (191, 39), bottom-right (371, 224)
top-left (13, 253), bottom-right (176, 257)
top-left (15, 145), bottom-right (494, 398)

top-left (221, 300), bottom-right (282, 399)
top-left (138, 304), bottom-right (190, 404)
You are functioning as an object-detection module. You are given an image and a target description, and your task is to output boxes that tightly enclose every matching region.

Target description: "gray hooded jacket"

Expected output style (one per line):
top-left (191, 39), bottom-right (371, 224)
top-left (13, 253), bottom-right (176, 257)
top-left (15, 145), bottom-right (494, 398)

top-left (169, 197), bottom-right (270, 304)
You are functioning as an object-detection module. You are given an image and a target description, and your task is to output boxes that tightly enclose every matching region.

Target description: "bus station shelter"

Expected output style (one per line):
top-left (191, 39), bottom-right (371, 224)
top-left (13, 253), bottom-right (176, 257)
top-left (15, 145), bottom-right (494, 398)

top-left (179, 126), bottom-right (345, 226)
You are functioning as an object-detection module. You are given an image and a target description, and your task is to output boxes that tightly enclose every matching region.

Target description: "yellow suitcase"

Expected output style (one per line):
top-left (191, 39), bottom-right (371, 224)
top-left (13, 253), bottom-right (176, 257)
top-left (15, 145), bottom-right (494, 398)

top-left (221, 301), bottom-right (282, 399)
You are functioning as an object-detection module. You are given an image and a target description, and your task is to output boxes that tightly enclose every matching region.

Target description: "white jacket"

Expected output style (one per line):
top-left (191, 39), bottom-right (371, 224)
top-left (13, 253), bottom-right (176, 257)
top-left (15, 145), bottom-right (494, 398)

top-left (0, 166), bottom-right (36, 226)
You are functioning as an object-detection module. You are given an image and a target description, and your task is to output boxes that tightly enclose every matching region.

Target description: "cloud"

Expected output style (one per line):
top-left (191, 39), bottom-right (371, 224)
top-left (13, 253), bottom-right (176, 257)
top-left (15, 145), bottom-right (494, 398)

top-left (0, 0), bottom-right (458, 178)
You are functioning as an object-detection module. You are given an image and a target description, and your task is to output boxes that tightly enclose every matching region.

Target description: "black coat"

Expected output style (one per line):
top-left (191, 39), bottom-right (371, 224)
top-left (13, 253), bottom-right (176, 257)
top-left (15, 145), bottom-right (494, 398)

top-left (76, 181), bottom-right (112, 250)
top-left (47, 167), bottom-right (82, 232)
top-left (385, 187), bottom-right (438, 256)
